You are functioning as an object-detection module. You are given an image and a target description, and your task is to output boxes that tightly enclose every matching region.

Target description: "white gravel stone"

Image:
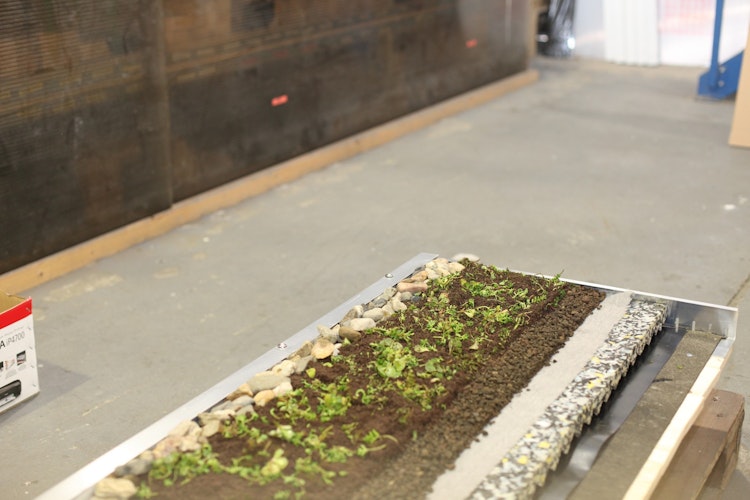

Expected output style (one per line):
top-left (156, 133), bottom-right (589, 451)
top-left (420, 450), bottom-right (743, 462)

top-left (448, 261), bottom-right (466, 274)
top-left (229, 395), bottom-right (253, 409)
top-left (293, 355), bottom-right (312, 373)
top-left (254, 389), bottom-right (276, 407)
top-left (274, 381), bottom-right (293, 397)
top-left (114, 457), bottom-right (152, 478)
top-left (248, 372), bottom-right (291, 393)
top-left (198, 409), bottom-right (234, 426)
top-left (339, 327), bottom-right (362, 342)
top-left (168, 420), bottom-right (200, 438)
top-left (347, 317), bottom-right (376, 331)
top-left (178, 435), bottom-right (203, 452)
top-left (410, 270), bottom-right (429, 282)
top-left (271, 359), bottom-right (297, 377)
top-left (311, 338), bottom-right (335, 359)
top-left (227, 382), bottom-right (254, 400)
top-left (397, 281), bottom-right (428, 293)
top-left (362, 307), bottom-right (385, 322)
top-left (390, 297), bottom-right (407, 312)
top-left (236, 404), bottom-right (256, 418)
top-left (201, 419), bottom-right (221, 439)
top-left (316, 324), bottom-right (340, 342)
top-left (451, 252), bottom-right (480, 262)
top-left (152, 435), bottom-right (182, 459)
top-left (94, 477), bottom-right (137, 500)
top-left (293, 341), bottom-right (313, 358)
top-left (341, 304), bottom-right (364, 322)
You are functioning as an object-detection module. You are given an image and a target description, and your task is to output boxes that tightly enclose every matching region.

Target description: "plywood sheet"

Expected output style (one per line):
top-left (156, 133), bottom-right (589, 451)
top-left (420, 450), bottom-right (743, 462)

top-left (729, 28), bottom-right (750, 148)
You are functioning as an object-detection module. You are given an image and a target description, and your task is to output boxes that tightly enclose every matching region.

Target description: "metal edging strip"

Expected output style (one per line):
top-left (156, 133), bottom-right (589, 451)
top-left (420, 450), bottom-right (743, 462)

top-left (38, 252), bottom-right (438, 500)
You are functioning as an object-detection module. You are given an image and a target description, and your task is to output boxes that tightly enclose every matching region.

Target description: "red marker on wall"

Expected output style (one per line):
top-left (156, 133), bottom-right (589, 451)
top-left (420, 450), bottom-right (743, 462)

top-left (466, 39), bottom-right (478, 48)
top-left (271, 94), bottom-right (289, 107)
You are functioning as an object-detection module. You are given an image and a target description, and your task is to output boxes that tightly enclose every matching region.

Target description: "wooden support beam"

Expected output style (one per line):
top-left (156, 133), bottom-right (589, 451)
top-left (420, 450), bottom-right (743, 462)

top-left (652, 389), bottom-right (745, 499)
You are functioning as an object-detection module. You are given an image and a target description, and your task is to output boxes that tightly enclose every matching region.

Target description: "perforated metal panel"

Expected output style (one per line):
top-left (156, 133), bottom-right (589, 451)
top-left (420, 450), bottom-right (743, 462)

top-left (0, 0), bottom-right (529, 274)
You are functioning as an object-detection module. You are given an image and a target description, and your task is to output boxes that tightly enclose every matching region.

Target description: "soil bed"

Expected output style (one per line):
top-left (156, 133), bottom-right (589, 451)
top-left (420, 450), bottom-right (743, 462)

top-left (133, 261), bottom-right (604, 499)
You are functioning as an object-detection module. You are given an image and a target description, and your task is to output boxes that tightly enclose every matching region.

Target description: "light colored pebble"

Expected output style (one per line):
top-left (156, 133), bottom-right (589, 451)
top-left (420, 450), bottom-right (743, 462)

top-left (271, 359), bottom-right (296, 377)
top-left (293, 341), bottom-right (313, 358)
top-left (152, 435), bottom-right (182, 459)
top-left (448, 261), bottom-right (466, 274)
top-left (198, 409), bottom-right (234, 426)
top-left (397, 281), bottom-right (428, 293)
top-left (371, 297), bottom-right (387, 308)
top-left (339, 326), bottom-right (363, 342)
top-left (168, 420), bottom-right (199, 438)
top-left (362, 308), bottom-right (385, 322)
top-left (451, 253), bottom-right (480, 262)
top-left (94, 477), bottom-right (137, 500)
top-left (114, 457), bottom-right (153, 478)
top-left (229, 395), bottom-right (253, 409)
top-left (201, 419), bottom-right (221, 439)
top-left (178, 435), bottom-right (202, 453)
top-left (227, 382), bottom-right (254, 400)
top-left (316, 324), bottom-right (340, 343)
top-left (210, 400), bottom-right (233, 413)
top-left (236, 404), bottom-right (256, 417)
top-left (341, 305), bottom-right (364, 322)
top-left (311, 338), bottom-right (335, 359)
top-left (347, 317), bottom-right (376, 331)
top-left (274, 381), bottom-right (293, 397)
top-left (411, 270), bottom-right (429, 282)
top-left (390, 297), bottom-right (407, 312)
top-left (248, 372), bottom-right (290, 393)
top-left (254, 389), bottom-right (276, 407)
top-left (293, 355), bottom-right (312, 373)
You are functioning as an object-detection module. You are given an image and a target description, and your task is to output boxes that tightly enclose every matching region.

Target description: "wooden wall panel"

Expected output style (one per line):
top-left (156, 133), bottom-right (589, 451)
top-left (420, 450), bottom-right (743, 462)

top-left (0, 0), bottom-right (529, 274)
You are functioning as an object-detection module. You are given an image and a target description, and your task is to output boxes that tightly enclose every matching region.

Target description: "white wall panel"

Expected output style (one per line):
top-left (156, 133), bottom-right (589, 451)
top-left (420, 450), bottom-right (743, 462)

top-left (603, 0), bottom-right (660, 65)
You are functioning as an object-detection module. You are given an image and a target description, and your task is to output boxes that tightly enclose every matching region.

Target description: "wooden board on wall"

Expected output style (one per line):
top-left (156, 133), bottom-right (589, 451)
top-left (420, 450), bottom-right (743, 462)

top-left (729, 26), bottom-right (750, 148)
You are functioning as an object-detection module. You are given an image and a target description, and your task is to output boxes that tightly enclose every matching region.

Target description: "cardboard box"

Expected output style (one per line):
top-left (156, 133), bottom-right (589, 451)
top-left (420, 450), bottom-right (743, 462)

top-left (0, 291), bottom-right (38, 413)
top-left (729, 27), bottom-right (750, 148)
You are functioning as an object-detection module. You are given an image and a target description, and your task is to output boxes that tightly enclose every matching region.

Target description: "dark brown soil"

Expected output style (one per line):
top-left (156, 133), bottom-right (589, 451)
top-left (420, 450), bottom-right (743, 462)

top-left (136, 263), bottom-right (605, 499)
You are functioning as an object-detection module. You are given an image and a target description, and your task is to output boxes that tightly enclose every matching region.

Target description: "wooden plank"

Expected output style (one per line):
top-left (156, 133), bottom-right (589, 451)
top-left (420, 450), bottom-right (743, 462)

top-left (0, 69), bottom-right (538, 294)
top-left (729, 24), bottom-right (750, 148)
top-left (652, 390), bottom-right (744, 499)
top-left (624, 350), bottom-right (732, 500)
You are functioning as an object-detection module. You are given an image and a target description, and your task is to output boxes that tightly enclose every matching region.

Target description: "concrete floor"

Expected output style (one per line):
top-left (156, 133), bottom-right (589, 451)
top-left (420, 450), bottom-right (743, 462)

top-left (1, 58), bottom-right (749, 499)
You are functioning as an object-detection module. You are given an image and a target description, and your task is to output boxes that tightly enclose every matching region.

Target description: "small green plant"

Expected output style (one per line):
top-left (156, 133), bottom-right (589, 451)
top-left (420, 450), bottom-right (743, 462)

top-left (371, 338), bottom-right (418, 379)
top-left (260, 449), bottom-right (289, 482)
top-left (135, 482), bottom-right (156, 499)
top-left (149, 444), bottom-right (222, 486)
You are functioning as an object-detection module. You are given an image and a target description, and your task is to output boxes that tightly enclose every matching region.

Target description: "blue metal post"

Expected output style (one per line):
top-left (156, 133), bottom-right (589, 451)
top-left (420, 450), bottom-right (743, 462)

top-left (697, 0), bottom-right (744, 99)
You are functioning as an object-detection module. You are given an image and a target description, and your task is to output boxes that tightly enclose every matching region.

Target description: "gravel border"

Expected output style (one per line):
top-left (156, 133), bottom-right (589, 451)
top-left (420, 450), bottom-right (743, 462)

top-left (470, 299), bottom-right (669, 499)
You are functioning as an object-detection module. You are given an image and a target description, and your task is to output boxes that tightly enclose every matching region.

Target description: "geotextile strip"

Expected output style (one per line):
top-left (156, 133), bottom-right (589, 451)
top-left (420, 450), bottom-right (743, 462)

top-left (471, 299), bottom-right (669, 499)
